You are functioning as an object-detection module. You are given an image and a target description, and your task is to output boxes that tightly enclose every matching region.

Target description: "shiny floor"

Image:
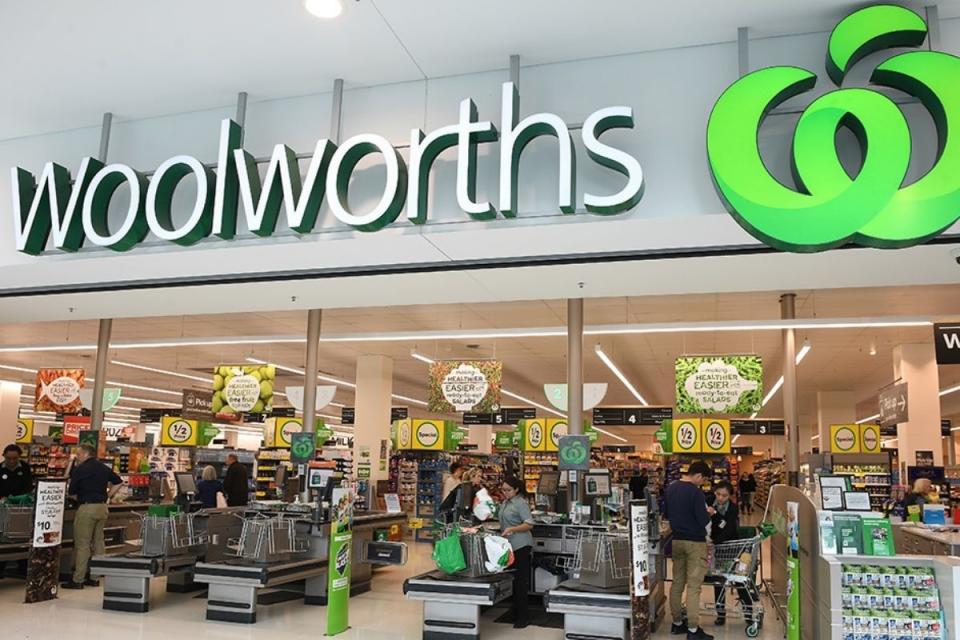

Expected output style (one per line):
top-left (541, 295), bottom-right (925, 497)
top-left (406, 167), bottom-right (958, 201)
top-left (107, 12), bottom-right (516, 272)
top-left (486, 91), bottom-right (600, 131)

top-left (1, 536), bottom-right (784, 639)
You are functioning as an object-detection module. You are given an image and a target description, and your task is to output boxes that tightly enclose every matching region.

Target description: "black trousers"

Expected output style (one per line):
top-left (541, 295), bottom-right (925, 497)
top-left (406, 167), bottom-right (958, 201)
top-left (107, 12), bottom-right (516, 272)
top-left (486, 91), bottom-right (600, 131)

top-left (511, 546), bottom-right (531, 625)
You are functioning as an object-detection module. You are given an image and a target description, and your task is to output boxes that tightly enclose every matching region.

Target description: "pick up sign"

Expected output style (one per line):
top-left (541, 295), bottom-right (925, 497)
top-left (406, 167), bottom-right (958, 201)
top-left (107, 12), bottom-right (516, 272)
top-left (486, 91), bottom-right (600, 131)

top-left (934, 324), bottom-right (960, 365)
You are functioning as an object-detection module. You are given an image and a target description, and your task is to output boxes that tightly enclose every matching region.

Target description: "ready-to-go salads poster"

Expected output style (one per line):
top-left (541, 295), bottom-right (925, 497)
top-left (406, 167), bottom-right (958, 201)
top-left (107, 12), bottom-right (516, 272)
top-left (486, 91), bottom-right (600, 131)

top-left (428, 360), bottom-right (502, 413)
top-left (675, 355), bottom-right (762, 414)
top-left (212, 364), bottom-right (276, 421)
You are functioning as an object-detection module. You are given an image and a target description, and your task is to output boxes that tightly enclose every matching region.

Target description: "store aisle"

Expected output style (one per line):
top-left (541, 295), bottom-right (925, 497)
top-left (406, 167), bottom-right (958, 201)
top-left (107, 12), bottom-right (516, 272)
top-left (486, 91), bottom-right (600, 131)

top-left (0, 542), bottom-right (784, 640)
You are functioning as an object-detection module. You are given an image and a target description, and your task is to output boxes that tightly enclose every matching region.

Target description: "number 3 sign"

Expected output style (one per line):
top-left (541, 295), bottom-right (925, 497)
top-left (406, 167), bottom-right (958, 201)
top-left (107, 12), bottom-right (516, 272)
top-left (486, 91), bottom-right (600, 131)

top-left (161, 416), bottom-right (199, 446)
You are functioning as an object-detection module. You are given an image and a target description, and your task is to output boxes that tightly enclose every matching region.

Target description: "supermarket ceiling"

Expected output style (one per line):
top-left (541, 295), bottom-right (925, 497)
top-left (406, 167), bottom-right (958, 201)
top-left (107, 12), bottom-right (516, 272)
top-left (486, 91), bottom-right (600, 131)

top-left (1, 285), bottom-right (960, 436)
top-left (5, 0), bottom-right (960, 139)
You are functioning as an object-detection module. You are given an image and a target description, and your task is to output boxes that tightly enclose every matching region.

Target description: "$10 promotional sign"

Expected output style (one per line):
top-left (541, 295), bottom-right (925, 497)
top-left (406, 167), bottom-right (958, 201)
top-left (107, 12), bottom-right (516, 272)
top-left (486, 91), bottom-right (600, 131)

top-left (708, 5), bottom-right (960, 252)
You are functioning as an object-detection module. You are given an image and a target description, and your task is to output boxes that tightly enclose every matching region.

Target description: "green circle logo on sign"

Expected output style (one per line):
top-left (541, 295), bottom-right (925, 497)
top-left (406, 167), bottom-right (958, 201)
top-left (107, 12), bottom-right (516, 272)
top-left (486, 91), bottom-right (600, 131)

top-left (560, 439), bottom-right (587, 466)
top-left (291, 436), bottom-right (313, 460)
top-left (707, 5), bottom-right (960, 252)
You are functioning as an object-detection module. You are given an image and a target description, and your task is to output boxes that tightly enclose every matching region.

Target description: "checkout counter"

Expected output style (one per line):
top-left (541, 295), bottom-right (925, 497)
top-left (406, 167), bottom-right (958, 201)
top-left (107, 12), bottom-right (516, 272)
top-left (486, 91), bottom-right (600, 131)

top-left (404, 469), bottom-right (665, 640)
top-left (895, 523), bottom-right (960, 556)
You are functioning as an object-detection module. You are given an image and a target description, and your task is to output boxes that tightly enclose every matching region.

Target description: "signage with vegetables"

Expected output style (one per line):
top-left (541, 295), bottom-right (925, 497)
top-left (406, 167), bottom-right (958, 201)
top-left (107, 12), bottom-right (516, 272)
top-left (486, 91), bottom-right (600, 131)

top-left (427, 360), bottom-right (502, 413)
top-left (675, 355), bottom-right (762, 414)
top-left (212, 363), bottom-right (276, 421)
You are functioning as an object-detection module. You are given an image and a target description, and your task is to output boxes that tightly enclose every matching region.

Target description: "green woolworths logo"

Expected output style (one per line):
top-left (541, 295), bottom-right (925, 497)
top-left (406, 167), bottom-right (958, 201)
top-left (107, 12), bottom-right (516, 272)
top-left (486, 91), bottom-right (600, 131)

top-left (708, 5), bottom-right (960, 252)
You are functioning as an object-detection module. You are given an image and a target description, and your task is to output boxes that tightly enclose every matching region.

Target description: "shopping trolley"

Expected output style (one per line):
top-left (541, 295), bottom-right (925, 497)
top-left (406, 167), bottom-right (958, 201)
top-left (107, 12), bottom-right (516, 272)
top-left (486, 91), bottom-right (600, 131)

top-left (701, 536), bottom-right (765, 637)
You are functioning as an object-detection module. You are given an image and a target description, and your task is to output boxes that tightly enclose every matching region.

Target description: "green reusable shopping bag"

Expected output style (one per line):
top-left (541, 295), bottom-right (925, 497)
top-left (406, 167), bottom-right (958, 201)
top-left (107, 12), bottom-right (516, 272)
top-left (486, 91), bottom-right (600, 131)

top-left (433, 527), bottom-right (466, 574)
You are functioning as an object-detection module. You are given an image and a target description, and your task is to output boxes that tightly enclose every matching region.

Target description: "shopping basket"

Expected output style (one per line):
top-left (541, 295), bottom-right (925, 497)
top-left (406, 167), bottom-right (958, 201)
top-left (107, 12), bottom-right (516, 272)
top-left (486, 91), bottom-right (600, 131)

top-left (701, 536), bottom-right (765, 637)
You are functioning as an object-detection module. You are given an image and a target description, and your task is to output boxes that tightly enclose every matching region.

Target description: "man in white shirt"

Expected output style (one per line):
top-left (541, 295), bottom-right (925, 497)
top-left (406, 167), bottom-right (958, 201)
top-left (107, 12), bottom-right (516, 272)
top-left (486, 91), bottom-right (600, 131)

top-left (442, 462), bottom-right (465, 500)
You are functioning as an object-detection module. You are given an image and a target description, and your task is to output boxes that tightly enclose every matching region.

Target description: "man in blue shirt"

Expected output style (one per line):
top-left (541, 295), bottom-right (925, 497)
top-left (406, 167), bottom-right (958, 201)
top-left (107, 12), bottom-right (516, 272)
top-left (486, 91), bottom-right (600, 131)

top-left (61, 445), bottom-right (123, 590)
top-left (664, 460), bottom-right (715, 640)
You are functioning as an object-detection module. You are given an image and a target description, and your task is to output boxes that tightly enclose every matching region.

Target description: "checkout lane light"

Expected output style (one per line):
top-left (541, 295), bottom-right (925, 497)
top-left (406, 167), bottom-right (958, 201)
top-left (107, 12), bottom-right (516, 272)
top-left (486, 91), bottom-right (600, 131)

top-left (594, 344), bottom-right (649, 406)
top-left (749, 341), bottom-right (811, 419)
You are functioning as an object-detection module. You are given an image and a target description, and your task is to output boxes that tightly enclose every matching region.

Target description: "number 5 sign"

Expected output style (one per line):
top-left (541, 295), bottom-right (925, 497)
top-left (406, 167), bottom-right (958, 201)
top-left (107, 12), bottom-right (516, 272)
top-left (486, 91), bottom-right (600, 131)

top-left (161, 416), bottom-right (199, 446)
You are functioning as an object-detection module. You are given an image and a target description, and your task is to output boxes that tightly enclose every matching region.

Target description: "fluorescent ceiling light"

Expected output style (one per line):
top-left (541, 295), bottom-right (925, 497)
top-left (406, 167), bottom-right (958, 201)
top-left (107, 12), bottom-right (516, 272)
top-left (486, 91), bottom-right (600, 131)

top-left (304, 0), bottom-right (343, 19)
top-left (0, 317), bottom-right (932, 354)
top-left (939, 383), bottom-right (960, 397)
top-left (111, 360), bottom-right (209, 383)
top-left (246, 357), bottom-right (427, 407)
top-left (410, 350), bottom-right (435, 365)
top-left (732, 434), bottom-right (741, 444)
top-left (811, 434), bottom-right (820, 440)
top-left (594, 345), bottom-right (648, 406)
top-left (750, 341), bottom-right (811, 418)
top-left (856, 414), bottom-right (880, 424)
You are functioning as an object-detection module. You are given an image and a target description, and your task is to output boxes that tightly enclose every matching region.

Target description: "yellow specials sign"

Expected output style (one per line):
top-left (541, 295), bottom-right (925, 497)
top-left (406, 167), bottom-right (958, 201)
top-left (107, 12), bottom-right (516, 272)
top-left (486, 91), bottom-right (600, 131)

top-left (673, 418), bottom-right (702, 453)
top-left (160, 416), bottom-right (199, 446)
top-left (546, 418), bottom-right (568, 452)
top-left (859, 423), bottom-right (881, 454)
top-left (830, 424), bottom-right (861, 454)
top-left (15, 419), bottom-right (33, 444)
top-left (701, 419), bottom-right (731, 454)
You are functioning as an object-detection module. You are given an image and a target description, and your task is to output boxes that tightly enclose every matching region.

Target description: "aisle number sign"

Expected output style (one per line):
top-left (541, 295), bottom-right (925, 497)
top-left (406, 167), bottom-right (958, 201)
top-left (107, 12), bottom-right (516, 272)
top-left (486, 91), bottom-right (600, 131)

top-left (15, 419), bottom-right (33, 444)
top-left (673, 419), bottom-right (702, 453)
top-left (702, 419), bottom-right (731, 454)
top-left (161, 416), bottom-right (199, 446)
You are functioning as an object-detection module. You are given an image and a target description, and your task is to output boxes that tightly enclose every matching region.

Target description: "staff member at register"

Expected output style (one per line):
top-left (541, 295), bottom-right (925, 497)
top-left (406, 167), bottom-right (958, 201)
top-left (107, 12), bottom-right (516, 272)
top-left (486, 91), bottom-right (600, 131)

top-left (62, 444), bottom-right (123, 590)
top-left (0, 444), bottom-right (33, 499)
top-left (223, 454), bottom-right (250, 507)
top-left (499, 476), bottom-right (534, 629)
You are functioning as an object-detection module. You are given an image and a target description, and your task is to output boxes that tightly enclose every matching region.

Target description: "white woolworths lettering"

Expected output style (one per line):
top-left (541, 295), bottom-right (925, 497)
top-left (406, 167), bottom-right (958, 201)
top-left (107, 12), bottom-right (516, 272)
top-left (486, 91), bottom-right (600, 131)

top-left (11, 83), bottom-right (645, 255)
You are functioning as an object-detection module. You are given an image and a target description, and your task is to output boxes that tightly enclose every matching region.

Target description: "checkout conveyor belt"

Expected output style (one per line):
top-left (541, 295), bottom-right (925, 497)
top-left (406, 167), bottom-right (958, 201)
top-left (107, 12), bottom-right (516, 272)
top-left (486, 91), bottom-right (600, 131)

top-left (545, 579), bottom-right (631, 640)
top-left (89, 553), bottom-right (200, 612)
top-left (404, 571), bottom-right (514, 639)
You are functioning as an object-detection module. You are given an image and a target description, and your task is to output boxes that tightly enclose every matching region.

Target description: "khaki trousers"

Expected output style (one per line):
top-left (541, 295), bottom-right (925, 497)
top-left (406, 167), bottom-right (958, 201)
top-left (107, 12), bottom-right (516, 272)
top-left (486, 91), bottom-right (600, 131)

top-left (72, 503), bottom-right (108, 583)
top-left (670, 539), bottom-right (708, 628)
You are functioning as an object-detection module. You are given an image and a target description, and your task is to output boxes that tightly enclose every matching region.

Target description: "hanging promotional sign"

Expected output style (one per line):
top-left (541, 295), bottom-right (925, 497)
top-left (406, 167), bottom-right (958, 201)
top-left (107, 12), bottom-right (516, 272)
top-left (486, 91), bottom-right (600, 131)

top-left (213, 363), bottom-right (276, 420)
top-left (15, 419), bottom-right (33, 444)
top-left (326, 485), bottom-right (354, 635)
top-left (62, 415), bottom-right (89, 444)
top-left (547, 418), bottom-right (567, 452)
top-left (493, 431), bottom-right (514, 450)
top-left (428, 360), bottom-right (501, 413)
top-left (160, 416), bottom-right (200, 446)
top-left (520, 418), bottom-right (547, 452)
top-left (34, 368), bottom-right (84, 414)
top-left (393, 419), bottom-right (462, 451)
top-left (271, 417), bottom-right (331, 448)
top-left (708, 5), bottom-right (960, 253)
top-left (675, 356), bottom-right (762, 414)
top-left (859, 423), bottom-right (881, 454)
top-left (79, 387), bottom-right (122, 413)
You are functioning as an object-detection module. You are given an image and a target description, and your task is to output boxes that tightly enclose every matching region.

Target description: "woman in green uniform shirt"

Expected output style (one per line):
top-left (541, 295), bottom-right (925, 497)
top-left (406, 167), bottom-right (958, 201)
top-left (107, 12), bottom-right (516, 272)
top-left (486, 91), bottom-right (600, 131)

top-left (499, 476), bottom-right (534, 629)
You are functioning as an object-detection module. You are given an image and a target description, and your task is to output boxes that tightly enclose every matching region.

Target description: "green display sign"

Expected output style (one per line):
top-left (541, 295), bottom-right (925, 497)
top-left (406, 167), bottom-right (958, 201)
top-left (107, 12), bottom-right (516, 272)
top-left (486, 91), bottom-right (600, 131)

top-left (493, 431), bottom-right (514, 449)
top-left (675, 355), bottom-right (762, 415)
top-left (557, 435), bottom-right (590, 471)
top-left (290, 431), bottom-right (317, 465)
top-left (77, 429), bottom-right (98, 448)
top-left (708, 5), bottom-right (960, 252)
top-left (326, 487), bottom-right (353, 636)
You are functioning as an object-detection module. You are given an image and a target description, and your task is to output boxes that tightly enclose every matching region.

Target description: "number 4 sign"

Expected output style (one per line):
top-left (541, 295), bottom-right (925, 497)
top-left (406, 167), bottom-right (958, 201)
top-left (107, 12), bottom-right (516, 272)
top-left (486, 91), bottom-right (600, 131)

top-left (161, 416), bottom-right (199, 446)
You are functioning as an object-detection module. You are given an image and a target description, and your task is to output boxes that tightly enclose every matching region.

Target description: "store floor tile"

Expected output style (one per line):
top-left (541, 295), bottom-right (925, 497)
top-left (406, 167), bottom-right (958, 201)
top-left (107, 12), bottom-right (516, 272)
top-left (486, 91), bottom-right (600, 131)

top-left (1, 538), bottom-right (786, 639)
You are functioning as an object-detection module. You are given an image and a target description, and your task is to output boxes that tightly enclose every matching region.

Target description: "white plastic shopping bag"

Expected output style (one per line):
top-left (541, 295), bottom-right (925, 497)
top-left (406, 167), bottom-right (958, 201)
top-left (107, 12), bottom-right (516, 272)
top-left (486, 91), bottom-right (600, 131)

top-left (472, 488), bottom-right (496, 521)
top-left (483, 535), bottom-right (514, 573)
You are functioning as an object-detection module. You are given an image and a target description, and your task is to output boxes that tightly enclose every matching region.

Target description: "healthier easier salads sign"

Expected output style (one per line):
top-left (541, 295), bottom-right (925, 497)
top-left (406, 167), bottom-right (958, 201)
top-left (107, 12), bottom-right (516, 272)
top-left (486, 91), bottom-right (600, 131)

top-left (675, 355), bottom-right (762, 415)
top-left (11, 83), bottom-right (643, 255)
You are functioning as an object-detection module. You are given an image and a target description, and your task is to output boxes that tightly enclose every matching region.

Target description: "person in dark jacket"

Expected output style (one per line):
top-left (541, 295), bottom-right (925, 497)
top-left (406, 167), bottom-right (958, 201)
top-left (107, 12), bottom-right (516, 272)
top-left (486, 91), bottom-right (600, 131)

top-left (629, 468), bottom-right (649, 500)
top-left (223, 454), bottom-right (249, 507)
top-left (0, 444), bottom-right (33, 498)
top-left (197, 465), bottom-right (224, 509)
top-left (708, 481), bottom-right (742, 625)
top-left (739, 473), bottom-right (757, 514)
top-left (664, 461), bottom-right (715, 640)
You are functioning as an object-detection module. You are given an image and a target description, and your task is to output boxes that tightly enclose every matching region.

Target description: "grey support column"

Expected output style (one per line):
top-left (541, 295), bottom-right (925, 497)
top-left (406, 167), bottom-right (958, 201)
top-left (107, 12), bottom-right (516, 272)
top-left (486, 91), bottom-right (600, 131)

top-left (302, 310), bottom-right (322, 433)
top-left (781, 293), bottom-right (800, 487)
top-left (90, 112), bottom-right (115, 430)
top-left (567, 298), bottom-right (584, 435)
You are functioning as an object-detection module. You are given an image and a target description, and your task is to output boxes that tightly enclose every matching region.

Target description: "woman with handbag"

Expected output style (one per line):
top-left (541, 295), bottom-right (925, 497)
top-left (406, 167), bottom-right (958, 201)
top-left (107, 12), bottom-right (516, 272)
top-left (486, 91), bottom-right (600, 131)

top-left (499, 476), bottom-right (534, 629)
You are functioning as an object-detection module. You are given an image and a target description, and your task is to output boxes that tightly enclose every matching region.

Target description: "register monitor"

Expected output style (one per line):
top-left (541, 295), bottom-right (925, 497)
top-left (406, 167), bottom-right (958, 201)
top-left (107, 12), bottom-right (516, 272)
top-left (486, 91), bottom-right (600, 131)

top-left (536, 471), bottom-right (560, 496)
top-left (175, 471), bottom-right (198, 495)
top-left (583, 471), bottom-right (612, 498)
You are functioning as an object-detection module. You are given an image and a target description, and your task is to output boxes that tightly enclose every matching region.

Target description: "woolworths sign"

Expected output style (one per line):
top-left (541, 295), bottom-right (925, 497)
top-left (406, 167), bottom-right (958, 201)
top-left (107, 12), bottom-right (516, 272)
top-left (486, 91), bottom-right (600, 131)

top-left (11, 82), bottom-right (643, 255)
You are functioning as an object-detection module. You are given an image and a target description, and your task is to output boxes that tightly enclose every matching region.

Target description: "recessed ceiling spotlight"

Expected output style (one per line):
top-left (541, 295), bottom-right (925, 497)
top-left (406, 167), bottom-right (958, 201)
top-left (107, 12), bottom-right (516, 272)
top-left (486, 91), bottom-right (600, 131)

top-left (869, 341), bottom-right (877, 356)
top-left (305, 0), bottom-right (343, 19)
